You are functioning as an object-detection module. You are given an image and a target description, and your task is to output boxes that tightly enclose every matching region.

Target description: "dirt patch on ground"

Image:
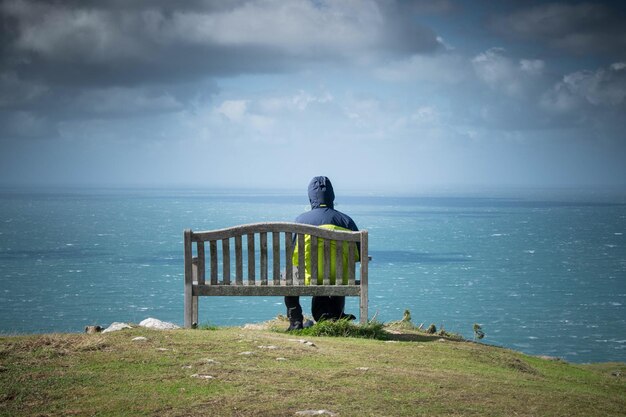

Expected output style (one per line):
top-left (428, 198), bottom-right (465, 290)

top-left (505, 357), bottom-right (540, 375)
top-left (2, 334), bottom-right (110, 358)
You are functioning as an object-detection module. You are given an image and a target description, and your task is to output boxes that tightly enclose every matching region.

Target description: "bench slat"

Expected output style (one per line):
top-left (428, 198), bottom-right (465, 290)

top-left (285, 232), bottom-right (293, 285)
top-left (222, 238), bottom-right (230, 285)
top-left (323, 239), bottom-right (330, 285)
top-left (297, 233), bottom-right (305, 285)
top-left (209, 240), bottom-right (217, 285)
top-left (247, 234), bottom-right (255, 285)
top-left (260, 232), bottom-right (268, 285)
top-left (272, 232), bottom-right (280, 285)
top-left (310, 236), bottom-right (318, 285)
top-left (197, 242), bottom-right (206, 285)
top-left (348, 242), bottom-right (355, 285)
top-left (235, 235), bottom-right (243, 285)
top-left (335, 240), bottom-right (343, 285)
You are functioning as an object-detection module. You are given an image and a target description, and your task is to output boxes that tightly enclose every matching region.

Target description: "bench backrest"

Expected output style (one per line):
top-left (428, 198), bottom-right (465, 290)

top-left (184, 222), bottom-right (368, 287)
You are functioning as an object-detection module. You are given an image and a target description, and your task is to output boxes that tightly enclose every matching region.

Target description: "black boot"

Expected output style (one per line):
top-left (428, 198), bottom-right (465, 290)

top-left (287, 306), bottom-right (303, 331)
top-left (339, 312), bottom-right (357, 321)
top-left (312, 296), bottom-right (350, 322)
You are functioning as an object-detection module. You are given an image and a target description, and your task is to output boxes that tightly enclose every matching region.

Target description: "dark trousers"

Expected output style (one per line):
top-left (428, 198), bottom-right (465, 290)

top-left (285, 296), bottom-right (345, 322)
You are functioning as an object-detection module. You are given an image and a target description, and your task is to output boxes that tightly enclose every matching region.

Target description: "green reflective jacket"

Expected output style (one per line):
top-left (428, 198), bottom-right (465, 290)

top-left (292, 224), bottom-right (360, 285)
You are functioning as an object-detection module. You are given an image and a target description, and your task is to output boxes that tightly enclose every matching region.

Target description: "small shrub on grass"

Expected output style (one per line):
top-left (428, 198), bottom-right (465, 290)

top-left (290, 319), bottom-right (389, 340)
top-left (197, 322), bottom-right (219, 330)
top-left (386, 309), bottom-right (418, 330)
top-left (473, 323), bottom-right (485, 341)
top-left (437, 329), bottom-right (464, 340)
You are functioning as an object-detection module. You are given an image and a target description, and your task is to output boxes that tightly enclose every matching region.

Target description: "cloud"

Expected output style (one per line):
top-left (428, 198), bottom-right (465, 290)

top-left (472, 48), bottom-right (520, 95)
top-left (343, 96), bottom-right (381, 121)
top-left (539, 82), bottom-right (580, 114)
top-left (519, 59), bottom-right (545, 76)
top-left (375, 52), bottom-right (467, 84)
top-left (204, 89), bottom-right (416, 146)
top-left (290, 91), bottom-right (333, 111)
top-left (469, 48), bottom-right (624, 137)
top-left (212, 98), bottom-right (279, 140)
top-left (472, 48), bottom-right (545, 98)
top-left (564, 63), bottom-right (626, 106)
top-left (410, 106), bottom-right (441, 129)
top-left (0, 110), bottom-right (56, 139)
top-left (71, 87), bottom-right (184, 118)
top-left (258, 91), bottom-right (334, 113)
top-left (216, 100), bottom-right (249, 122)
top-left (0, 72), bottom-right (48, 107)
top-left (541, 62), bottom-right (626, 112)
top-left (489, 2), bottom-right (626, 56)
top-left (386, 0), bottom-right (454, 15)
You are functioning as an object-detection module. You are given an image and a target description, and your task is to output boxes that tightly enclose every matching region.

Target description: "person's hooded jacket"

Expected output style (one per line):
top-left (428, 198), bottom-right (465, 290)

top-left (293, 176), bottom-right (359, 284)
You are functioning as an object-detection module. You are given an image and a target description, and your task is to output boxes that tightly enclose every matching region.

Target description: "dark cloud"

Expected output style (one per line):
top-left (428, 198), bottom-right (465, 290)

top-left (0, 109), bottom-right (57, 139)
top-left (488, 2), bottom-right (626, 57)
top-left (0, 0), bottom-right (441, 139)
top-left (1, 0), bottom-right (440, 88)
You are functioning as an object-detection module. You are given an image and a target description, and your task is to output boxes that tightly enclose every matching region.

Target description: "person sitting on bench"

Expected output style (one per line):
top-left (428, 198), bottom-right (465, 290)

top-left (285, 176), bottom-right (359, 330)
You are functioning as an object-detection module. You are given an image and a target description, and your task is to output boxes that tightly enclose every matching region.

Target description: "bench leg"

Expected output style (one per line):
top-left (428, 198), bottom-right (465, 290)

top-left (360, 291), bottom-right (368, 325)
top-left (184, 281), bottom-right (193, 328)
top-left (192, 295), bottom-right (199, 327)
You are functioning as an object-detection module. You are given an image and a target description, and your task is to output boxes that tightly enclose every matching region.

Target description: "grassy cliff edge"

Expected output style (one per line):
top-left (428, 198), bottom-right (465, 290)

top-left (1, 324), bottom-right (625, 416)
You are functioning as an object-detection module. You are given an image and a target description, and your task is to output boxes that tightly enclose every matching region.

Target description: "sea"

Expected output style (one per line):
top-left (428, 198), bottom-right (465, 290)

top-left (0, 187), bottom-right (625, 364)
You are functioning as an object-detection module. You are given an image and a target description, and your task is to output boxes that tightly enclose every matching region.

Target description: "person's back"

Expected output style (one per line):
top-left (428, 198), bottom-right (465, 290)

top-left (293, 177), bottom-right (359, 285)
top-left (285, 176), bottom-right (358, 330)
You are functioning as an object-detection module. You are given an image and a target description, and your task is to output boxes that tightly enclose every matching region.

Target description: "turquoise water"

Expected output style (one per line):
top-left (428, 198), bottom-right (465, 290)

top-left (1, 188), bottom-right (625, 363)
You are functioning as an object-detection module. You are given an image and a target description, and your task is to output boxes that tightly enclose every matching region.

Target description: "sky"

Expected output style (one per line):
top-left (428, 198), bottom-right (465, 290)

top-left (1, 0), bottom-right (625, 192)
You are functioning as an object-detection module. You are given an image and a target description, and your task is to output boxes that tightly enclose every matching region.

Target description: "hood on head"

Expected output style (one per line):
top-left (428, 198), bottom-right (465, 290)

top-left (308, 176), bottom-right (335, 209)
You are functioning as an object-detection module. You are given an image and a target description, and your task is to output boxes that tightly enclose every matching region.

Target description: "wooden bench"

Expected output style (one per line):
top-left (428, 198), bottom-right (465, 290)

top-left (184, 222), bottom-right (368, 328)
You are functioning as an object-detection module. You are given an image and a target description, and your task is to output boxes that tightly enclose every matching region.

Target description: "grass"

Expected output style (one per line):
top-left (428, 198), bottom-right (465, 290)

top-left (1, 321), bottom-right (625, 416)
top-left (282, 318), bottom-right (389, 340)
